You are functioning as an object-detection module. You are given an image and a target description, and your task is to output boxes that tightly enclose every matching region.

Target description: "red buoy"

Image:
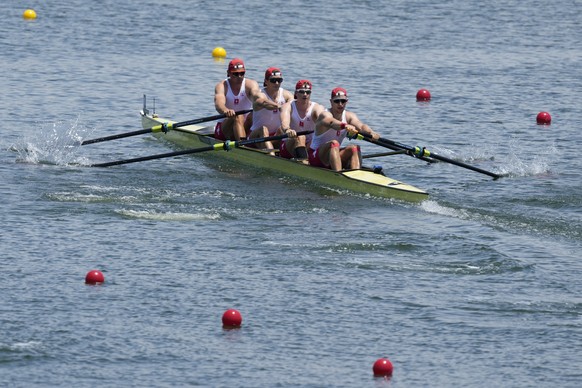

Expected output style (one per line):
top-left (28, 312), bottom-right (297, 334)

top-left (222, 309), bottom-right (242, 328)
top-left (416, 88), bottom-right (431, 101)
top-left (536, 111), bottom-right (551, 125)
top-left (373, 358), bottom-right (393, 377)
top-left (85, 270), bottom-right (105, 285)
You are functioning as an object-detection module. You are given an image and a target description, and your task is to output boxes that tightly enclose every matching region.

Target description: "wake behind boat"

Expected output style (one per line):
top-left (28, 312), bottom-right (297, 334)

top-left (139, 100), bottom-right (429, 203)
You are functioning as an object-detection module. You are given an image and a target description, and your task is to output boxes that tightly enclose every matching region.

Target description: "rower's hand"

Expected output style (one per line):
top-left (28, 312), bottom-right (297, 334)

top-left (346, 125), bottom-right (358, 138)
top-left (371, 132), bottom-right (380, 141)
top-left (265, 101), bottom-right (281, 111)
top-left (286, 129), bottom-right (297, 138)
top-left (224, 109), bottom-right (236, 117)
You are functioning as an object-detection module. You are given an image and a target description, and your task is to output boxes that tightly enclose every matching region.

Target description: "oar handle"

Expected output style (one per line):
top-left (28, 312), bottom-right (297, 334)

top-left (237, 130), bottom-right (313, 147)
top-left (356, 132), bottom-right (501, 179)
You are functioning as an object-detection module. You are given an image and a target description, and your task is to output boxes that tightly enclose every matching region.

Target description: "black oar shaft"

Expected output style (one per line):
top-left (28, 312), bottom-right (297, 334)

top-left (374, 138), bottom-right (435, 163)
top-left (153, 109), bottom-right (252, 131)
top-left (413, 146), bottom-right (500, 179)
top-left (81, 129), bottom-right (152, 145)
top-left (357, 132), bottom-right (501, 179)
top-left (238, 130), bottom-right (312, 147)
top-left (81, 109), bottom-right (252, 146)
top-left (362, 150), bottom-right (408, 159)
top-left (91, 130), bottom-right (313, 168)
top-left (91, 145), bottom-right (221, 167)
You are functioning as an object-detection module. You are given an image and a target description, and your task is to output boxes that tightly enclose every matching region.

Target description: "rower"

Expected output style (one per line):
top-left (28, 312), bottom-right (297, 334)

top-left (213, 58), bottom-right (261, 141)
top-left (309, 87), bottom-right (380, 171)
top-left (246, 67), bottom-right (294, 152)
top-left (279, 79), bottom-right (325, 164)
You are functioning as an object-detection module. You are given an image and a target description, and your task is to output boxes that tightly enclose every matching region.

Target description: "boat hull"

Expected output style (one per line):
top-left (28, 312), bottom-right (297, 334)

top-left (140, 111), bottom-right (429, 202)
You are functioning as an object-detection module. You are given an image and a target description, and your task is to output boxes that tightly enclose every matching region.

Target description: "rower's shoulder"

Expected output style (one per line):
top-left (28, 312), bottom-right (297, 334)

top-left (312, 102), bottom-right (326, 115)
top-left (317, 108), bottom-right (332, 118)
top-left (243, 78), bottom-right (260, 89)
top-left (215, 79), bottom-right (227, 90)
top-left (283, 88), bottom-right (295, 101)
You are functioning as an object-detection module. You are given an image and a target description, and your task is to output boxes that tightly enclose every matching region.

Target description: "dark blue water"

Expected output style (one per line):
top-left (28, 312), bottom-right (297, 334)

top-left (1, 1), bottom-right (581, 386)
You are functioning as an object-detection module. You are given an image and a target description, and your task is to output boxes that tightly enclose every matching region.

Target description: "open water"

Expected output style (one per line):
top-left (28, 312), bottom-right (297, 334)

top-left (1, 0), bottom-right (581, 387)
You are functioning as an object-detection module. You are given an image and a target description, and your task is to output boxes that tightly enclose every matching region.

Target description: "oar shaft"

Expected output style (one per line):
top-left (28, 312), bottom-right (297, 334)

top-left (91, 144), bottom-right (223, 167)
top-left (91, 130), bottom-right (313, 168)
top-left (81, 129), bottom-right (152, 145)
top-left (373, 138), bottom-right (435, 163)
top-left (362, 150), bottom-right (408, 159)
top-left (148, 109), bottom-right (252, 133)
top-left (418, 150), bottom-right (501, 179)
top-left (357, 132), bottom-right (501, 179)
top-left (237, 130), bottom-right (312, 147)
top-left (81, 109), bottom-right (252, 146)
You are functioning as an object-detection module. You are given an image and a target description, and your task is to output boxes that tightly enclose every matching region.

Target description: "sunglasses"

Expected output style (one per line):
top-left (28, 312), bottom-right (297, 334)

top-left (269, 78), bottom-right (284, 84)
top-left (296, 90), bottom-right (311, 95)
top-left (231, 72), bottom-right (245, 77)
top-left (333, 99), bottom-right (348, 104)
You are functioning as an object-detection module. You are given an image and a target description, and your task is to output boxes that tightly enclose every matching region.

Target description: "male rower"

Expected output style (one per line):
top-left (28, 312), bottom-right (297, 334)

top-left (279, 79), bottom-right (324, 163)
top-left (213, 58), bottom-right (261, 141)
top-left (309, 87), bottom-right (380, 171)
top-left (246, 67), bottom-right (294, 151)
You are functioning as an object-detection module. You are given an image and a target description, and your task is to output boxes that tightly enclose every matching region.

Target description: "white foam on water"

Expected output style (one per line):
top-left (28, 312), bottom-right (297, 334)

top-left (10, 117), bottom-right (93, 166)
top-left (494, 139), bottom-right (556, 177)
top-left (2, 341), bottom-right (43, 352)
top-left (115, 209), bottom-right (220, 221)
top-left (420, 200), bottom-right (470, 219)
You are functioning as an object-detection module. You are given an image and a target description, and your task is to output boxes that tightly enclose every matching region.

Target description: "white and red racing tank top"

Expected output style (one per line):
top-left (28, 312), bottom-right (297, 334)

top-left (225, 78), bottom-right (252, 111)
top-left (309, 110), bottom-right (347, 151)
top-left (250, 87), bottom-right (286, 135)
top-left (290, 101), bottom-right (316, 144)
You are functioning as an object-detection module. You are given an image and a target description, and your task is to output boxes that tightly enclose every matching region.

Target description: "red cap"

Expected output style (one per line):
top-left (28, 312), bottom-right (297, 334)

top-left (265, 67), bottom-right (282, 79)
top-left (228, 58), bottom-right (245, 72)
top-left (295, 79), bottom-right (312, 90)
top-left (331, 87), bottom-right (348, 98)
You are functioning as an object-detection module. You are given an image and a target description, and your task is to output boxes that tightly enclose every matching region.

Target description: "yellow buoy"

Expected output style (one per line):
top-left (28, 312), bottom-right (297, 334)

top-left (23, 9), bottom-right (37, 20)
top-left (212, 47), bottom-right (227, 58)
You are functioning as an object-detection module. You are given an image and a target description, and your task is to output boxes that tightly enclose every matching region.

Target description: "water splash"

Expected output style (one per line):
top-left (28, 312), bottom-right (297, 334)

top-left (494, 139), bottom-right (556, 177)
top-left (427, 141), bottom-right (552, 179)
top-left (9, 116), bottom-right (93, 166)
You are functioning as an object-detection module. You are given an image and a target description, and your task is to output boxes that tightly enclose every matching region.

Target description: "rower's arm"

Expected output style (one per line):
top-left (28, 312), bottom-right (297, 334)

top-left (349, 113), bottom-right (380, 140)
top-left (280, 101), bottom-right (292, 132)
top-left (214, 82), bottom-right (229, 115)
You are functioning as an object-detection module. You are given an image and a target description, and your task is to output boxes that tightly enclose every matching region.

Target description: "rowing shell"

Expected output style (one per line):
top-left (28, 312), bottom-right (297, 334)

top-left (140, 110), bottom-right (429, 202)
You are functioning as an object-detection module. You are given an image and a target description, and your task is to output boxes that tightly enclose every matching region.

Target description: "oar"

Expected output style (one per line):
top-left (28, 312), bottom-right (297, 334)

top-left (382, 140), bottom-right (438, 163)
top-left (355, 132), bottom-right (501, 179)
top-left (364, 136), bottom-right (436, 163)
top-left (91, 131), bottom-right (313, 167)
top-left (363, 149), bottom-right (409, 159)
top-left (80, 110), bottom-right (252, 145)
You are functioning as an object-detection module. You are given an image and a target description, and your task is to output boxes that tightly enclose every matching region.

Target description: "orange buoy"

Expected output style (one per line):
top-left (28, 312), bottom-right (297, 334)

top-left (373, 358), bottom-right (393, 377)
top-left (222, 309), bottom-right (242, 328)
top-left (85, 270), bottom-right (105, 285)
top-left (416, 88), bottom-right (431, 101)
top-left (536, 111), bottom-right (551, 125)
